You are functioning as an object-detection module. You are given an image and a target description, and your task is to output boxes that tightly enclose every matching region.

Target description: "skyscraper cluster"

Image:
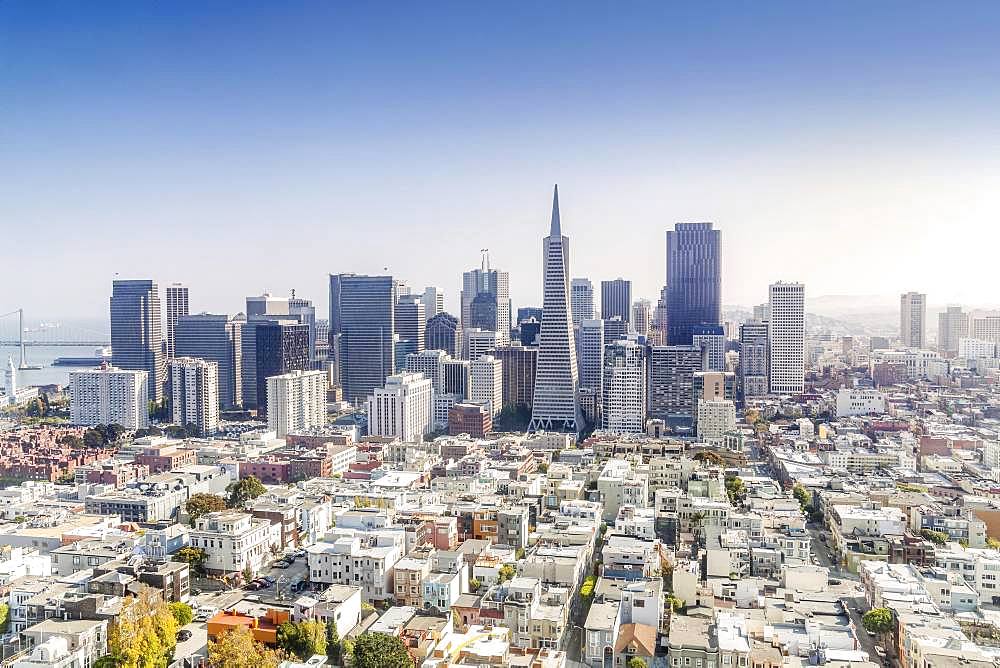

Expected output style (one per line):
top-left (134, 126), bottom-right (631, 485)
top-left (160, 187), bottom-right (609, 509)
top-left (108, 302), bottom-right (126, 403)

top-left (94, 184), bottom-right (816, 442)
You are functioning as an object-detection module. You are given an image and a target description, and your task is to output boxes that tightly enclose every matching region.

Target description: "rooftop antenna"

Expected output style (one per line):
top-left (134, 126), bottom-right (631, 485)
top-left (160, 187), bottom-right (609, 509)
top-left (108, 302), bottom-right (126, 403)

top-left (480, 248), bottom-right (490, 273)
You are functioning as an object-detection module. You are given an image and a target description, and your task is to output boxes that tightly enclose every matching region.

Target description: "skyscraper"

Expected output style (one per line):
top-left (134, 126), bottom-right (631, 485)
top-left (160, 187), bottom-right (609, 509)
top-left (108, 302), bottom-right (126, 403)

top-left (647, 345), bottom-right (702, 424)
top-left (110, 279), bottom-right (165, 401)
top-left (578, 319), bottom-right (605, 393)
top-left (768, 282), bottom-right (805, 395)
top-left (529, 186), bottom-right (582, 433)
top-left (255, 321), bottom-right (310, 417)
top-left (900, 292), bottom-right (927, 349)
top-left (174, 313), bottom-right (242, 408)
top-left (169, 357), bottom-right (219, 435)
top-left (366, 372), bottom-right (433, 442)
top-left (937, 305), bottom-right (967, 357)
top-left (289, 294), bottom-right (317, 362)
top-left (469, 354), bottom-right (503, 417)
top-left (691, 324), bottom-right (725, 372)
top-left (394, 295), bottom-right (426, 354)
top-left (267, 369), bottom-right (327, 438)
top-left (738, 321), bottom-right (769, 400)
top-left (601, 279), bottom-right (632, 325)
top-left (461, 260), bottom-right (511, 346)
top-left (426, 312), bottom-right (461, 357)
top-left (666, 223), bottom-right (721, 345)
top-left (335, 275), bottom-right (396, 404)
top-left (165, 283), bottom-right (189, 360)
top-left (602, 339), bottom-right (646, 434)
top-left (631, 299), bottom-right (652, 337)
top-left (494, 344), bottom-right (537, 410)
top-left (420, 287), bottom-right (445, 322)
top-left (571, 278), bottom-right (596, 325)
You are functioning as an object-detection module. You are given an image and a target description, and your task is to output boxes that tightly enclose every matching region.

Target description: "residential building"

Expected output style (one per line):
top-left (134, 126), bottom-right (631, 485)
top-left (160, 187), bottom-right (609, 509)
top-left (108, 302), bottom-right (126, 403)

top-left (602, 339), bottom-right (646, 434)
top-left (69, 366), bottom-right (148, 429)
top-left (696, 398), bottom-right (737, 441)
top-left (189, 511), bottom-right (271, 575)
top-left (168, 357), bottom-right (219, 435)
top-left (738, 320), bottom-right (768, 399)
top-left (267, 369), bottom-right (327, 438)
top-left (647, 345), bottom-right (701, 424)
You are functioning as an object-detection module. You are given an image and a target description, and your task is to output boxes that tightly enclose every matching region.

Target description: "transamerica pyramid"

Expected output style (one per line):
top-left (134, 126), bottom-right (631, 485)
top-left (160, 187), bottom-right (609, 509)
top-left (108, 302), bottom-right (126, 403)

top-left (529, 185), bottom-right (584, 433)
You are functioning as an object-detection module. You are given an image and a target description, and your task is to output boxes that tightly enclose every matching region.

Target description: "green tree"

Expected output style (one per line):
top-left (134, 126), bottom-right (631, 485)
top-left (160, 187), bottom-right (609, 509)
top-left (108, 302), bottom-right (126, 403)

top-left (498, 564), bottom-right (516, 582)
top-left (666, 594), bottom-right (685, 612)
top-left (227, 476), bottom-right (267, 508)
top-left (792, 483), bottom-right (812, 511)
top-left (580, 575), bottom-right (597, 601)
top-left (352, 632), bottom-right (414, 668)
top-left (920, 529), bottom-right (949, 545)
top-left (60, 434), bottom-right (84, 448)
top-left (987, 536), bottom-right (1000, 550)
top-left (326, 618), bottom-right (342, 665)
top-left (725, 476), bottom-right (747, 506)
top-left (105, 423), bottom-right (127, 443)
top-left (83, 427), bottom-right (106, 448)
top-left (277, 620), bottom-right (328, 660)
top-left (208, 626), bottom-right (280, 668)
top-left (627, 659), bottom-right (648, 668)
top-left (693, 450), bottom-right (725, 466)
top-left (0, 602), bottom-right (9, 633)
top-left (169, 601), bottom-right (193, 627)
top-left (862, 607), bottom-right (894, 636)
top-left (105, 588), bottom-right (179, 668)
top-left (173, 546), bottom-right (208, 575)
top-left (185, 493), bottom-right (227, 526)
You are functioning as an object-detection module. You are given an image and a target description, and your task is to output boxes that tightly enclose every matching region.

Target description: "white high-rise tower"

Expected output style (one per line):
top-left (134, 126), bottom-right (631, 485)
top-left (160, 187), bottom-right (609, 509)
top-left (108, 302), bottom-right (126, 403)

top-left (768, 282), bottom-right (805, 395)
top-left (529, 185), bottom-right (583, 433)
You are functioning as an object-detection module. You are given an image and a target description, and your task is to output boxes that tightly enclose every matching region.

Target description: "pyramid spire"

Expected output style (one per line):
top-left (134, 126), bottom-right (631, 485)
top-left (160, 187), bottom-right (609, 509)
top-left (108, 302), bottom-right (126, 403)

top-left (550, 184), bottom-right (561, 236)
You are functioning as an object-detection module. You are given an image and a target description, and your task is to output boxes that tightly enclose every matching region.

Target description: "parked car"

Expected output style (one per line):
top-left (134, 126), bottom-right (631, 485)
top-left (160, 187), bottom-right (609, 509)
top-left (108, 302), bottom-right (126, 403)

top-left (176, 630), bottom-right (192, 642)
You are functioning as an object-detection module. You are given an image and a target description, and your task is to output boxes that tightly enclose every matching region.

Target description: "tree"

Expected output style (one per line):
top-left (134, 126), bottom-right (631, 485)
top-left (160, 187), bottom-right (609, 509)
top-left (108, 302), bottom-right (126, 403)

top-left (627, 659), bottom-right (648, 668)
top-left (792, 483), bottom-right (812, 511)
top-left (105, 588), bottom-right (179, 668)
top-left (666, 594), bottom-right (685, 613)
top-left (277, 619), bottom-right (327, 660)
top-left (60, 434), bottom-right (84, 448)
top-left (987, 536), bottom-right (1000, 550)
top-left (105, 423), bottom-right (127, 443)
top-left (83, 427), bottom-right (106, 448)
top-left (725, 476), bottom-right (747, 506)
top-left (0, 603), bottom-right (9, 633)
top-left (227, 476), bottom-right (267, 508)
top-left (326, 618), bottom-right (342, 666)
top-left (580, 575), bottom-right (597, 602)
top-left (498, 564), bottom-right (516, 582)
top-left (693, 451), bottom-right (725, 466)
top-left (862, 607), bottom-right (894, 636)
top-left (352, 633), bottom-right (414, 668)
top-left (468, 578), bottom-right (481, 592)
top-left (208, 626), bottom-right (281, 668)
top-left (173, 546), bottom-right (208, 575)
top-left (170, 601), bottom-right (194, 627)
top-left (920, 529), bottom-right (949, 545)
top-left (185, 493), bottom-right (227, 526)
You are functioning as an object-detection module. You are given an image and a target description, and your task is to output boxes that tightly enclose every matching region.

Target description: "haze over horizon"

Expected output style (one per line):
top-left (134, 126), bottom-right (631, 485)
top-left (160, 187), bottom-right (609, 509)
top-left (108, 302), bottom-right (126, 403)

top-left (3, 2), bottom-right (999, 319)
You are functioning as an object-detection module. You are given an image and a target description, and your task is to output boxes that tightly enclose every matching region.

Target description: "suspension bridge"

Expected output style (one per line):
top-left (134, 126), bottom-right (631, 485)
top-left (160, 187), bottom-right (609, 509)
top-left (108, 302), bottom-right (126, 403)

top-left (0, 309), bottom-right (110, 368)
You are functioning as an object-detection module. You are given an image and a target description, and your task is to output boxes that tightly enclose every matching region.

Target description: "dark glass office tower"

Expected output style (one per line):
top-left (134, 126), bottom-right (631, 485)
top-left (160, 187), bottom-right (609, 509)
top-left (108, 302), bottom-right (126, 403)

top-left (426, 312), bottom-right (461, 357)
top-left (600, 278), bottom-right (632, 324)
top-left (255, 322), bottom-right (309, 417)
top-left (333, 274), bottom-right (396, 404)
top-left (175, 313), bottom-right (243, 408)
top-left (110, 279), bottom-right (165, 401)
top-left (666, 222), bottom-right (721, 345)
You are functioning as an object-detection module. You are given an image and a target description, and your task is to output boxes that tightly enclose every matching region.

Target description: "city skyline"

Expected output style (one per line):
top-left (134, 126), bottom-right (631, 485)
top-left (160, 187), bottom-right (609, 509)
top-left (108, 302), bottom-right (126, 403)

top-left (3, 3), bottom-right (1000, 318)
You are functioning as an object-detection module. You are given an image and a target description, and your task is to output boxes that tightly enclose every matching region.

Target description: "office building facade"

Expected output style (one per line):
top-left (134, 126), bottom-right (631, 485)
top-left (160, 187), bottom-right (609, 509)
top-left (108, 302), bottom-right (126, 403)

top-left (255, 322), bottom-right (310, 416)
top-left (648, 345), bottom-right (702, 423)
top-left (366, 372), bottom-right (433, 442)
top-left (461, 265), bottom-right (511, 346)
top-left (601, 278), bottom-right (632, 325)
top-left (470, 355), bottom-right (503, 417)
top-left (571, 278), bottom-right (596, 325)
top-left (426, 312), bottom-right (461, 358)
top-left (665, 223), bottom-right (721, 345)
top-left (174, 313), bottom-right (242, 408)
top-left (738, 321), bottom-right (769, 399)
top-left (937, 306), bottom-right (968, 357)
top-left (768, 282), bottom-right (805, 395)
top-left (494, 344), bottom-right (537, 410)
top-left (335, 275), bottom-right (396, 404)
top-left (900, 292), bottom-right (927, 349)
top-left (110, 279), bottom-right (165, 401)
top-left (165, 283), bottom-right (189, 361)
top-left (602, 339), bottom-right (647, 434)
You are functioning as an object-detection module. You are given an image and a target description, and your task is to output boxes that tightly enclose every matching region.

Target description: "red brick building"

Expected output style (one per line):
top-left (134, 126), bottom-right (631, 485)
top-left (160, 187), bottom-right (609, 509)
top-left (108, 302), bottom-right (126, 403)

top-left (448, 403), bottom-right (491, 438)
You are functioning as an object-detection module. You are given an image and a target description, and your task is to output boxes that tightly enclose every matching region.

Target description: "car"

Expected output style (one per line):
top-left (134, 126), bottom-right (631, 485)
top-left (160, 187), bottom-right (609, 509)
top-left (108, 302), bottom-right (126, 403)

top-left (274, 562), bottom-right (290, 569)
top-left (294, 549), bottom-right (307, 558)
top-left (245, 582), bottom-right (261, 591)
top-left (191, 588), bottom-right (202, 596)
top-left (176, 630), bottom-right (193, 642)
top-left (829, 578), bottom-right (842, 585)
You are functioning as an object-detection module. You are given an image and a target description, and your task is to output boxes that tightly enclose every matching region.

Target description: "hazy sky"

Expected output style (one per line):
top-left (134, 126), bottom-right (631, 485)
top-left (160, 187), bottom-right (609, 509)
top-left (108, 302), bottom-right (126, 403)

top-left (3, 2), bottom-right (1000, 321)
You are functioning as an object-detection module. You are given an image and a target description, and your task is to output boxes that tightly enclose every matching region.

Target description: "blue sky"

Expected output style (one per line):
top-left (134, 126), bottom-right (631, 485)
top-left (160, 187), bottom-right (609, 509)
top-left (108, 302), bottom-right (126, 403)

top-left (3, 2), bottom-right (1000, 318)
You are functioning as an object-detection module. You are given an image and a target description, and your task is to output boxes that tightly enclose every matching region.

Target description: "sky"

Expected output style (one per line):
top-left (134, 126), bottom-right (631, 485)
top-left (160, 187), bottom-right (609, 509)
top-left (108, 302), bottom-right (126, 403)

top-left (3, 1), bottom-right (1000, 322)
